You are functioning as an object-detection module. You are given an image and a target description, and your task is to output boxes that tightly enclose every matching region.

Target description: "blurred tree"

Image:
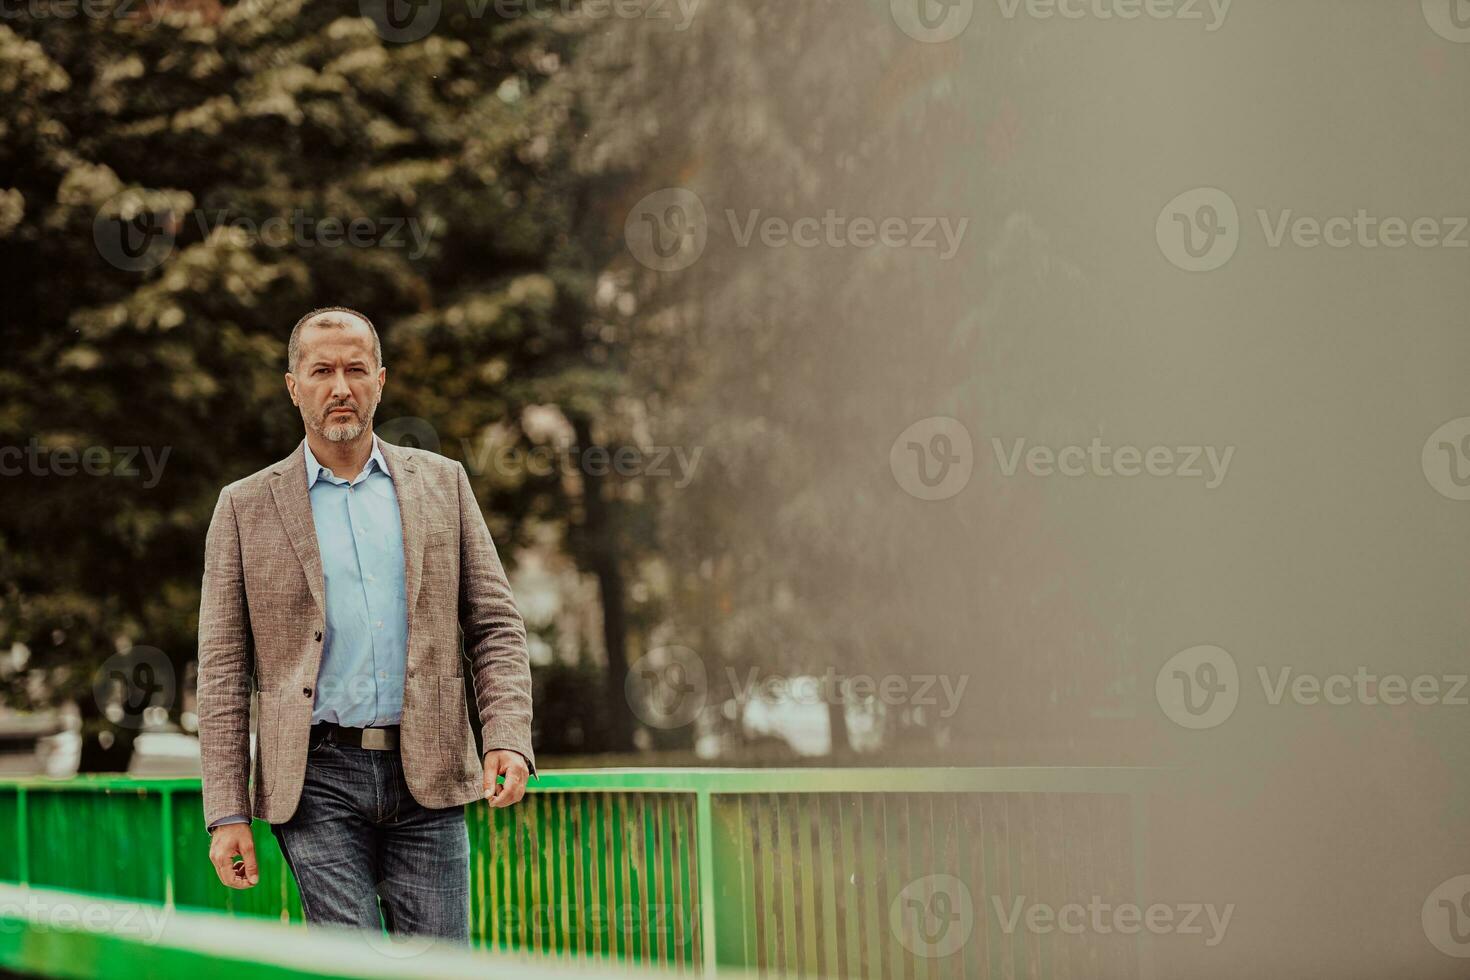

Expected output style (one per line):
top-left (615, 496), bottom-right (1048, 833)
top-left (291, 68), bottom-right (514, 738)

top-left (586, 0), bottom-right (1135, 763)
top-left (0, 0), bottom-right (659, 767)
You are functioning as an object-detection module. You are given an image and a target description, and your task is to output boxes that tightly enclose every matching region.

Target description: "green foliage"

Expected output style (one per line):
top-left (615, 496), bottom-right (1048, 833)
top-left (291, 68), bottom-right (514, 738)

top-left (0, 2), bottom-right (640, 765)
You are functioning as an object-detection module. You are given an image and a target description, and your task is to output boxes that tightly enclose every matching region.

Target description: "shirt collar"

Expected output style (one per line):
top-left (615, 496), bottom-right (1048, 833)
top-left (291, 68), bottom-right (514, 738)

top-left (304, 434), bottom-right (392, 490)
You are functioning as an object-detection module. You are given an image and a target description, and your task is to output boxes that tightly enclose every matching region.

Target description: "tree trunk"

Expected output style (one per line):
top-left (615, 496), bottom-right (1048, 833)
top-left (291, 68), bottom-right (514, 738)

top-left (827, 695), bottom-right (850, 758)
top-left (573, 415), bottom-right (636, 753)
top-left (75, 698), bottom-right (135, 773)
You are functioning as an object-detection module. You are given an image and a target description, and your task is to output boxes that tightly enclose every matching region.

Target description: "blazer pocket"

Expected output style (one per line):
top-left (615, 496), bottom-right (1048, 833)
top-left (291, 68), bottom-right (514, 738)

top-left (438, 675), bottom-right (476, 778)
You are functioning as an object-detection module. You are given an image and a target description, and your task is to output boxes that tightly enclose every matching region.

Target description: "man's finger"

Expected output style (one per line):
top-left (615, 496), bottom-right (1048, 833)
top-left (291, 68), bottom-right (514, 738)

top-left (238, 839), bottom-right (260, 885)
top-left (212, 851), bottom-right (246, 889)
top-left (491, 767), bottom-right (525, 807)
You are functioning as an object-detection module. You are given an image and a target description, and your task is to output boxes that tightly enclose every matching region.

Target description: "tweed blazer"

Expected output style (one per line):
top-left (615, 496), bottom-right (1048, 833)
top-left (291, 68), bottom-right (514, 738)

top-left (196, 439), bottom-right (535, 829)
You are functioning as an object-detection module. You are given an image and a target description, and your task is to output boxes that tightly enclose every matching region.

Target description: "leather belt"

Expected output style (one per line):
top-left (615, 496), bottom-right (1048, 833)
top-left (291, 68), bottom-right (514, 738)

top-left (313, 721), bottom-right (399, 751)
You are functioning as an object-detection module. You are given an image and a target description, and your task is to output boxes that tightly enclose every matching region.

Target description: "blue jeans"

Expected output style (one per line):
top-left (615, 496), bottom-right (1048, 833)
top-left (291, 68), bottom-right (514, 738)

top-left (269, 728), bottom-right (470, 945)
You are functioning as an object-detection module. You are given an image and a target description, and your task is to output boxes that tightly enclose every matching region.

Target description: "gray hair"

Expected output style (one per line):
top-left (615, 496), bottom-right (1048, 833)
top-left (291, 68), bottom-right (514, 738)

top-left (287, 306), bottom-right (383, 373)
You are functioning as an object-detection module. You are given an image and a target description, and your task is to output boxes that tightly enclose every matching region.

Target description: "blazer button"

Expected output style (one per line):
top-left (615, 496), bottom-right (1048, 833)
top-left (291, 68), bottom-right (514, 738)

top-left (303, 686), bottom-right (312, 698)
top-left (314, 630), bottom-right (323, 642)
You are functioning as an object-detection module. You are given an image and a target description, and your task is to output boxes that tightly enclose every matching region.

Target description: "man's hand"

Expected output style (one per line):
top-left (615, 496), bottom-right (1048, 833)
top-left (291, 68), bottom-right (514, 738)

top-left (208, 823), bottom-right (259, 889)
top-left (482, 749), bottom-right (530, 808)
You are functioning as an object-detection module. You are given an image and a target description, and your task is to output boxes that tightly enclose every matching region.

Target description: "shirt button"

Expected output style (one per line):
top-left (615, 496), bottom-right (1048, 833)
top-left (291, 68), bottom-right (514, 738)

top-left (375, 621), bottom-right (383, 629)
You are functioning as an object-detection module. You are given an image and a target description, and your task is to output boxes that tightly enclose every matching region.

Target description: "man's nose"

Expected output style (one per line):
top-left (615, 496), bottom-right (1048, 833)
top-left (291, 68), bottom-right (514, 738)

top-left (329, 370), bottom-right (352, 399)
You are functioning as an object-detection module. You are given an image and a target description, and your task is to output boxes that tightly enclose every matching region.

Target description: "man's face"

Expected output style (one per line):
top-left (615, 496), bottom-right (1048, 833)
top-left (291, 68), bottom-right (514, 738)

top-left (285, 317), bottom-right (385, 444)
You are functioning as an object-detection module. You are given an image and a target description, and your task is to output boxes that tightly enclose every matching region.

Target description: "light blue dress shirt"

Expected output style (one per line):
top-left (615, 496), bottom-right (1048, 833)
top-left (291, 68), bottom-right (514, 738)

top-left (303, 435), bottom-right (409, 728)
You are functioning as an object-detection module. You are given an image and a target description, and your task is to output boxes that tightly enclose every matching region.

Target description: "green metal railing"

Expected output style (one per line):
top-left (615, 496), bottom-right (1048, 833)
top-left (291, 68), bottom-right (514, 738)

top-left (0, 768), bottom-right (1162, 978)
top-left (0, 882), bottom-right (701, 980)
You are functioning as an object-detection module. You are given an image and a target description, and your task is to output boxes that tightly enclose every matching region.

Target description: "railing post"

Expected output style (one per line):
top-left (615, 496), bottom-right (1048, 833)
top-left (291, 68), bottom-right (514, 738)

top-left (15, 786), bottom-right (27, 888)
top-left (160, 787), bottom-right (175, 908)
top-left (696, 787), bottom-right (717, 978)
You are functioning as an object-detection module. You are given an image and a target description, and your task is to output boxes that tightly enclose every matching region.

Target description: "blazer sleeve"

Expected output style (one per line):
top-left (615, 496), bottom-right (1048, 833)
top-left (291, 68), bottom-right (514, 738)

top-left (455, 461), bottom-right (537, 776)
top-left (197, 486), bottom-right (255, 829)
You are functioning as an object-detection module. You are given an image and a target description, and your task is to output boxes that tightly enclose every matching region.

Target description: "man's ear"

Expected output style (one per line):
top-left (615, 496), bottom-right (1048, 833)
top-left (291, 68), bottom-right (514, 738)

top-left (284, 372), bottom-right (299, 406)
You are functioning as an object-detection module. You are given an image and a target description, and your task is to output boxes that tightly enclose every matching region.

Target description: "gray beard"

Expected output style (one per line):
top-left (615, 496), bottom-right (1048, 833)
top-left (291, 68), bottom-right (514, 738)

top-left (323, 417), bottom-right (366, 442)
top-left (307, 400), bottom-right (377, 443)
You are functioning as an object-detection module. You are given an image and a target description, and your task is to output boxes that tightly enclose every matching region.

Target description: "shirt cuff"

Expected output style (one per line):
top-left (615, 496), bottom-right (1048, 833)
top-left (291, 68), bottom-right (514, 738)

top-left (207, 814), bottom-right (251, 834)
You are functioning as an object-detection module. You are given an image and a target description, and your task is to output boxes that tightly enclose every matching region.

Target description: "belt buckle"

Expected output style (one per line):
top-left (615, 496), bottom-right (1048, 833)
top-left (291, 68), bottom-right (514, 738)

top-left (360, 727), bottom-right (392, 750)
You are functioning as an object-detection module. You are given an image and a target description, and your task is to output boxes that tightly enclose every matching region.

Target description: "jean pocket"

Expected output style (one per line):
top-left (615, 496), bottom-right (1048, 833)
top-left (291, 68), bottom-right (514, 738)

top-left (306, 728), bottom-right (333, 755)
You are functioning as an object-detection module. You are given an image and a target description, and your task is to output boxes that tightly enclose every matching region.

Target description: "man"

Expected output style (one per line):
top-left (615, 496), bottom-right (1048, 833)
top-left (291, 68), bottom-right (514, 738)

top-left (197, 306), bottom-right (535, 942)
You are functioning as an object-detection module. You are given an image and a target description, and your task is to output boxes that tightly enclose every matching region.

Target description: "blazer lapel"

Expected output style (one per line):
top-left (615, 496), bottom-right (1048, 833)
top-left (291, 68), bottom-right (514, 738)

top-left (379, 441), bottom-right (427, 635)
top-left (268, 440), bottom-right (327, 620)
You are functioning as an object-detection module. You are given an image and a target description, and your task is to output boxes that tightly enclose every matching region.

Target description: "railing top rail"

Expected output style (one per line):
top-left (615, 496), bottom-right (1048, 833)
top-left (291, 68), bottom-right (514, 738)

top-left (0, 765), bottom-right (1171, 795)
top-left (0, 883), bottom-right (731, 980)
